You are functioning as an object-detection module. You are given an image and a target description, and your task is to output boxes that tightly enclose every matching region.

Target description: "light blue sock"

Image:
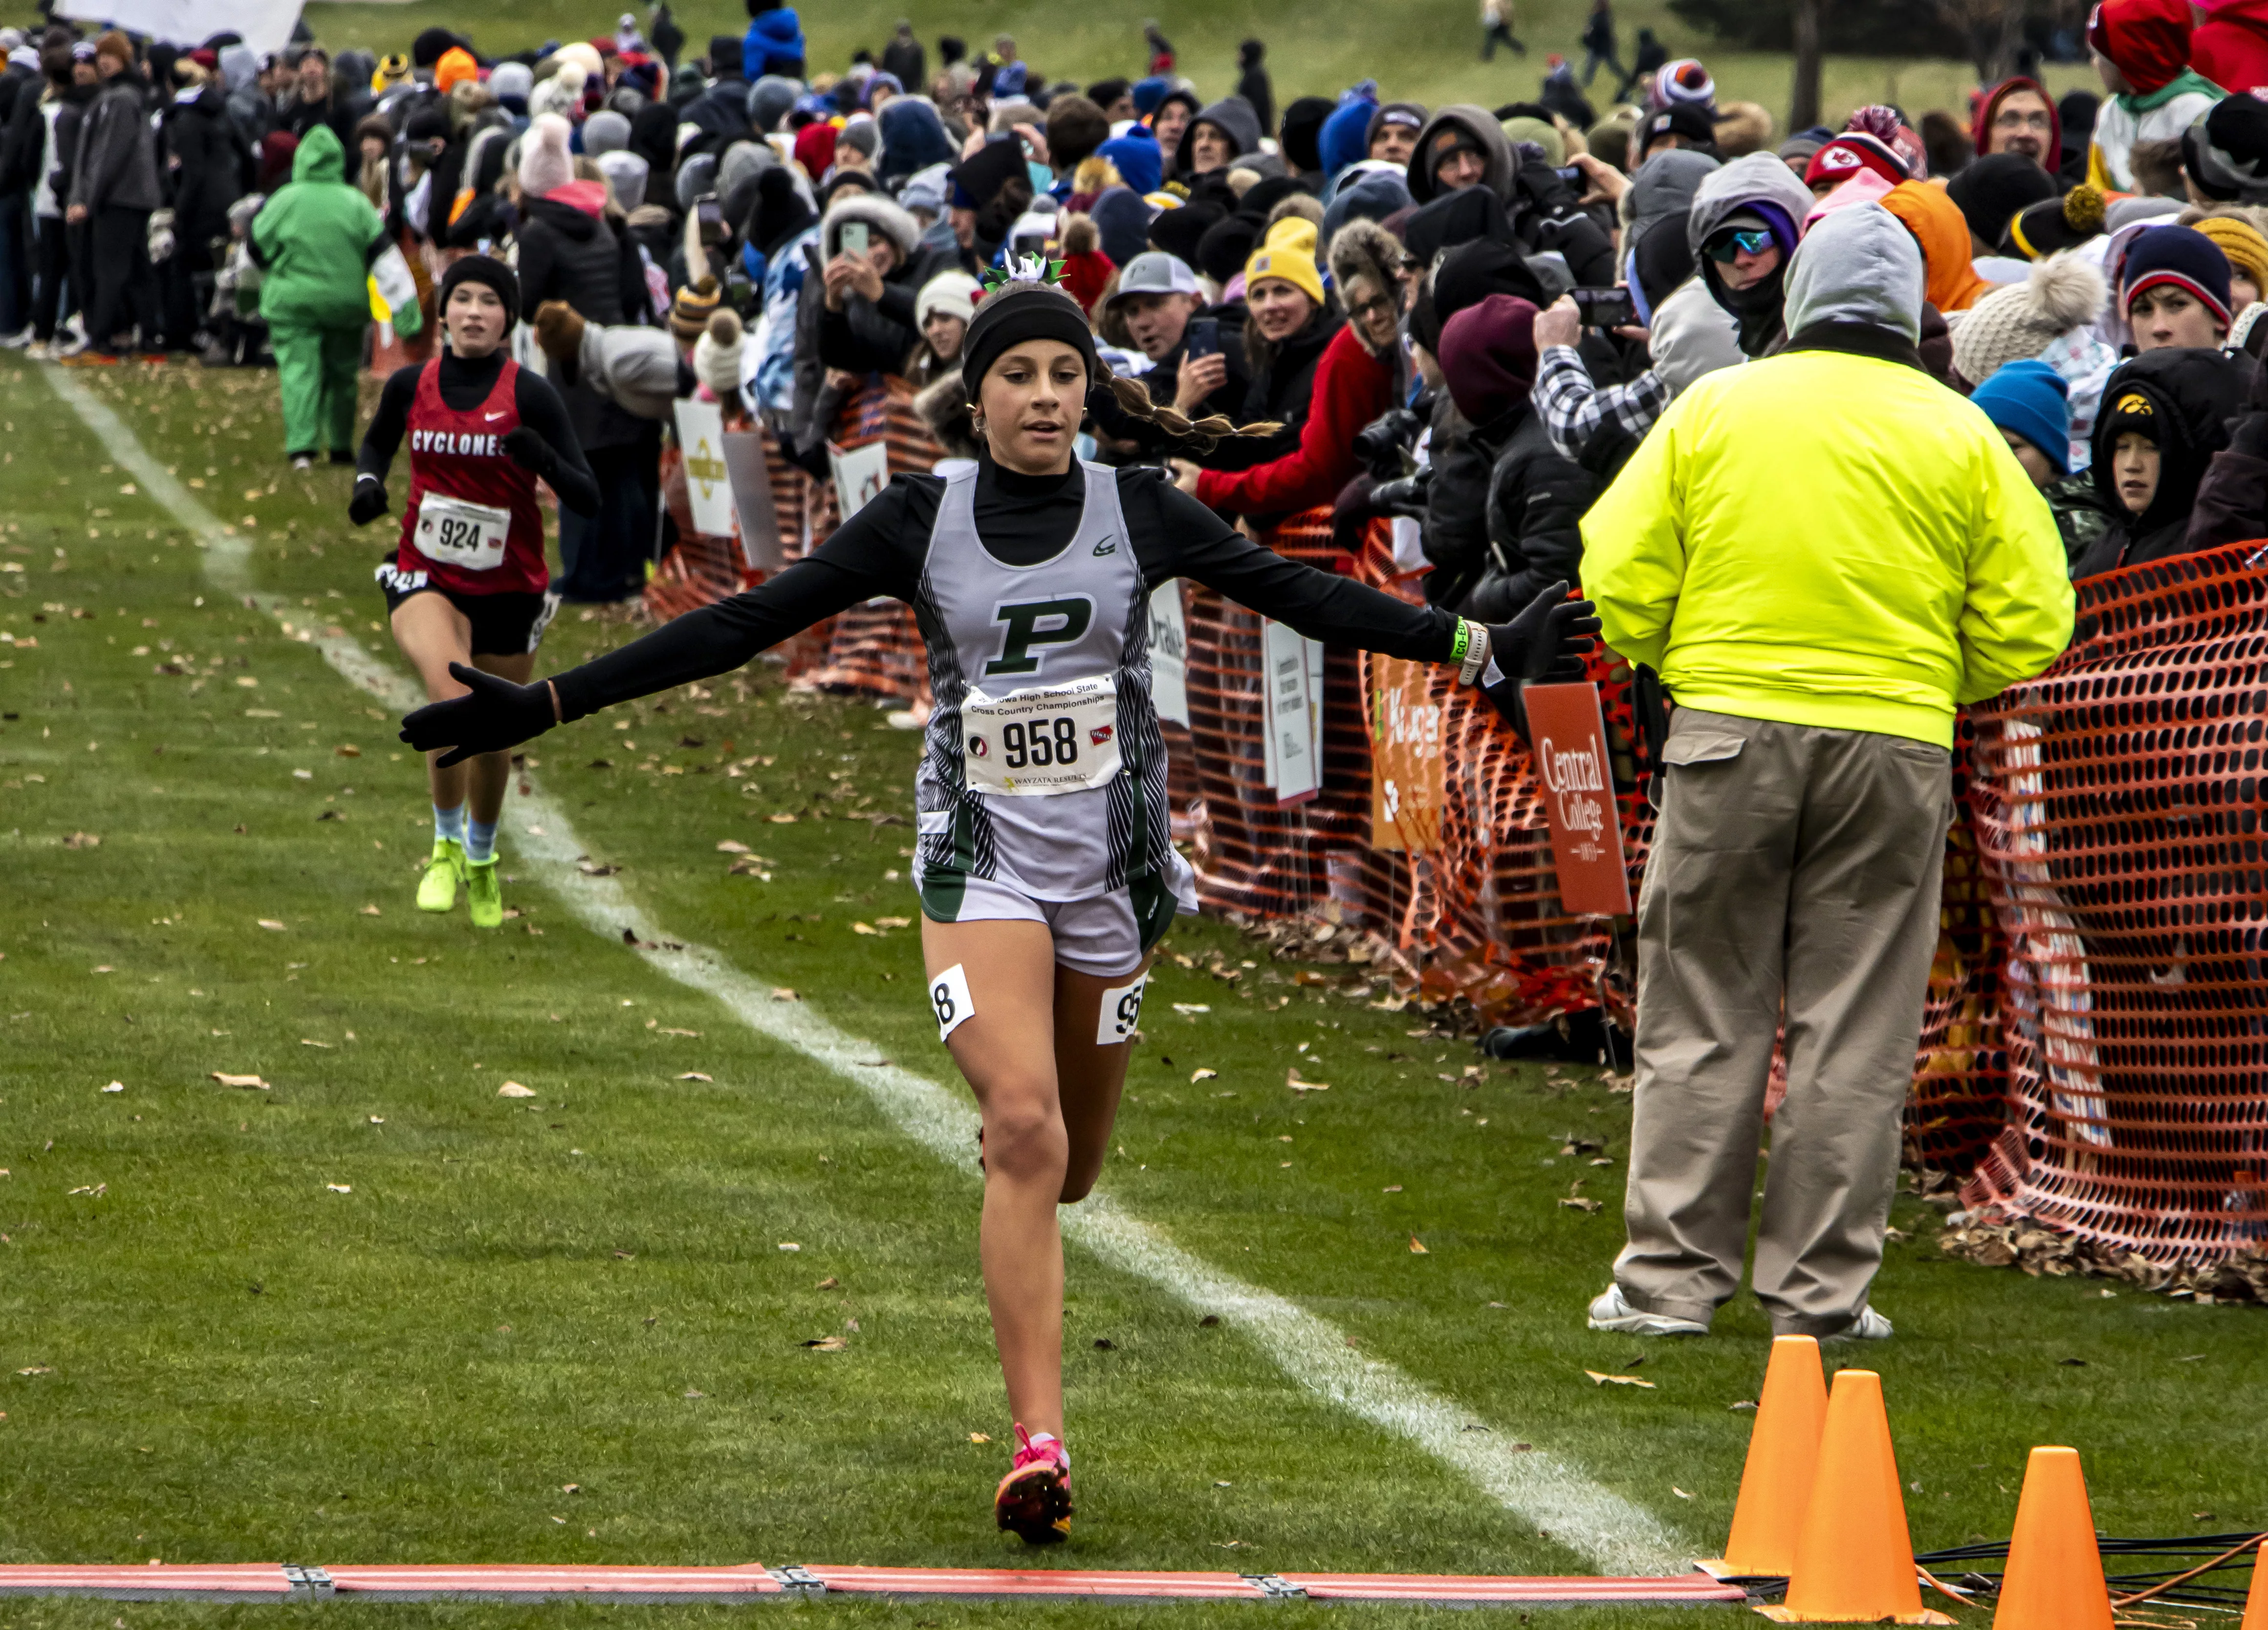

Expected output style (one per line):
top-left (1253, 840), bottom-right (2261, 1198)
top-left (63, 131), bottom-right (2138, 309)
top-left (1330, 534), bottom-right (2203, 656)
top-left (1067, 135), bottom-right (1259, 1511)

top-left (434, 804), bottom-right (465, 845)
top-left (465, 818), bottom-right (498, 866)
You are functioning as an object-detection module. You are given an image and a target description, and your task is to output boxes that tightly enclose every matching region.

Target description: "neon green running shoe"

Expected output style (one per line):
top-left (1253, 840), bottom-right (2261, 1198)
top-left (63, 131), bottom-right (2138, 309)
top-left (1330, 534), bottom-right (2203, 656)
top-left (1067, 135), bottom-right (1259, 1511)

top-left (465, 857), bottom-right (504, 929)
top-left (416, 838), bottom-right (466, 913)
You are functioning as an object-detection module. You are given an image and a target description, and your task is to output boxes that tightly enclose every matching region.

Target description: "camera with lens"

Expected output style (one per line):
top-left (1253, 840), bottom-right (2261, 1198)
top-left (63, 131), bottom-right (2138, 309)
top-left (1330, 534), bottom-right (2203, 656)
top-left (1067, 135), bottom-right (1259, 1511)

top-left (1352, 407), bottom-right (1422, 483)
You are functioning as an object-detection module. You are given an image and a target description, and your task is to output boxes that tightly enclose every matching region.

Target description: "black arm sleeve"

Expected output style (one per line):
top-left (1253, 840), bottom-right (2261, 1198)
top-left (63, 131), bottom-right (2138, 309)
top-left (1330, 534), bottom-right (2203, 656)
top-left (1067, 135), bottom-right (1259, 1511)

top-left (548, 479), bottom-right (932, 719)
top-left (1124, 471), bottom-right (1457, 661)
top-left (354, 363), bottom-right (424, 485)
top-left (512, 369), bottom-right (602, 518)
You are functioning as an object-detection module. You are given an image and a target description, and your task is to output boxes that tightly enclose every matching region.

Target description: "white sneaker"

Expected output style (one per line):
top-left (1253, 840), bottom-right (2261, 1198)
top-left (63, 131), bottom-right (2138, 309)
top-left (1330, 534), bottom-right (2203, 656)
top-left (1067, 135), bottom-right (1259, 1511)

top-left (1587, 1283), bottom-right (1709, 1336)
top-left (1825, 1305), bottom-right (1895, 1342)
top-left (0, 327), bottom-right (30, 350)
top-left (24, 340), bottom-right (50, 362)
top-left (290, 454), bottom-right (313, 472)
top-left (52, 334), bottom-right (86, 359)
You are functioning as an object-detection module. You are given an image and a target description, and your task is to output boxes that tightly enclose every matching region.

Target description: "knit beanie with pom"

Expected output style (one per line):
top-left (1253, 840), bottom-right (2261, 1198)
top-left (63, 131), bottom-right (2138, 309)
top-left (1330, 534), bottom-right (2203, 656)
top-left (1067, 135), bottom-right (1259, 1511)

top-left (518, 113), bottom-right (576, 198)
top-left (1650, 59), bottom-right (1714, 113)
top-left (2006, 182), bottom-right (2106, 258)
top-left (1950, 252), bottom-right (2106, 388)
top-left (692, 309), bottom-right (746, 399)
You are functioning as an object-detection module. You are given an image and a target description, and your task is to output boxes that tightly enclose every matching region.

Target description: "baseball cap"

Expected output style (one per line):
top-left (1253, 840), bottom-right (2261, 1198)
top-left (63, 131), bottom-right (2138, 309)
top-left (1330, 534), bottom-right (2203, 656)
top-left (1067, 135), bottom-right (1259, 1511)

top-left (1105, 250), bottom-right (1201, 307)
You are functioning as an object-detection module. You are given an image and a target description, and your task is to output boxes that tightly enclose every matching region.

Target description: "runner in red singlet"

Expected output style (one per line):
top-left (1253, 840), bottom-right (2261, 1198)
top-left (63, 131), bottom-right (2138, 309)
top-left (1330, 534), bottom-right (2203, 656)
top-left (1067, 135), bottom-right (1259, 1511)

top-left (348, 255), bottom-right (600, 928)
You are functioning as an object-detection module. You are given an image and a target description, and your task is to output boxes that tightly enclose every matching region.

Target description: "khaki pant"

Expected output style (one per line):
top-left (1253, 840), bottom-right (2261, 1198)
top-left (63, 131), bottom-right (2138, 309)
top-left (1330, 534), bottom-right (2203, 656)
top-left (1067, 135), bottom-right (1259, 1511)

top-left (1615, 709), bottom-right (1950, 1336)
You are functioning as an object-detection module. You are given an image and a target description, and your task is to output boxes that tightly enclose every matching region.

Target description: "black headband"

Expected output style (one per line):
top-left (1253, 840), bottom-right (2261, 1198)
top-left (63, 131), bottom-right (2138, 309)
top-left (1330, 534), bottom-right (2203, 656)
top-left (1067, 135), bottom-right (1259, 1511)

top-left (959, 283), bottom-right (1100, 405)
top-left (438, 254), bottom-right (520, 329)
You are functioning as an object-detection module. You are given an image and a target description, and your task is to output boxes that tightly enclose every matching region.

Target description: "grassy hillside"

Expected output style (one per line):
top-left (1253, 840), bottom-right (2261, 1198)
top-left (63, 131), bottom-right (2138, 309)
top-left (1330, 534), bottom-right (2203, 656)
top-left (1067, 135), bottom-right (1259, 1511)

top-left (278, 0), bottom-right (2099, 141)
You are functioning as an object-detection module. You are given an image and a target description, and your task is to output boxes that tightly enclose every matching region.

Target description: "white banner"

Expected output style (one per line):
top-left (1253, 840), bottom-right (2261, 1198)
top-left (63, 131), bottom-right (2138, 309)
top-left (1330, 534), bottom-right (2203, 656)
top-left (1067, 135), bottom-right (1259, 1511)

top-left (1262, 619), bottom-right (1317, 804)
top-left (827, 439), bottom-right (889, 522)
top-left (1147, 582), bottom-right (1188, 727)
top-left (61, 0), bottom-right (302, 55)
top-left (672, 398), bottom-right (736, 538)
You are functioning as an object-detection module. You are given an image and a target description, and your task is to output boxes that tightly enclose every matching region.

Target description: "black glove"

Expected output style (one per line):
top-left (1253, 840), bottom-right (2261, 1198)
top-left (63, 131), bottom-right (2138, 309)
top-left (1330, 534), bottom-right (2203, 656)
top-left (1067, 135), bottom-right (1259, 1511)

top-left (1477, 580), bottom-right (1603, 739)
top-left (347, 475), bottom-right (389, 527)
top-left (399, 662), bottom-right (559, 768)
top-left (1370, 466), bottom-right (1432, 520)
top-left (500, 425), bottom-right (558, 482)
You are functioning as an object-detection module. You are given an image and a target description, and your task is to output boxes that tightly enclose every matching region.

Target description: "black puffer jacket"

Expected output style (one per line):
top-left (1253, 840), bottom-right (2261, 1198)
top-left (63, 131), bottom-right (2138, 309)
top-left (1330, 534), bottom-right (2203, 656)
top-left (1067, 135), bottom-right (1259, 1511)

top-left (1422, 402), bottom-right (1595, 619)
top-left (1418, 391), bottom-right (1494, 607)
top-left (815, 244), bottom-right (957, 374)
top-left (1206, 306), bottom-right (1341, 474)
top-left (164, 86), bottom-right (248, 268)
top-left (517, 194), bottom-right (649, 451)
top-left (1474, 412), bottom-right (1598, 618)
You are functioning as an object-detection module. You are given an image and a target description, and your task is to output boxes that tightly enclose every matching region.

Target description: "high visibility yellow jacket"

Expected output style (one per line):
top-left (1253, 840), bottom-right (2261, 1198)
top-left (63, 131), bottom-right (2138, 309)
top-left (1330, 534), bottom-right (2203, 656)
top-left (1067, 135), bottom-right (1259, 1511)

top-left (1579, 346), bottom-right (2074, 747)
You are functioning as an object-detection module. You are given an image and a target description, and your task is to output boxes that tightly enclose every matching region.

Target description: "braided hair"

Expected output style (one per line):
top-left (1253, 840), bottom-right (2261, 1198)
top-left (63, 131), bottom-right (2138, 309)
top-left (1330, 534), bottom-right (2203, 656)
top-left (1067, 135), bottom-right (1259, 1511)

top-left (968, 278), bottom-right (1284, 455)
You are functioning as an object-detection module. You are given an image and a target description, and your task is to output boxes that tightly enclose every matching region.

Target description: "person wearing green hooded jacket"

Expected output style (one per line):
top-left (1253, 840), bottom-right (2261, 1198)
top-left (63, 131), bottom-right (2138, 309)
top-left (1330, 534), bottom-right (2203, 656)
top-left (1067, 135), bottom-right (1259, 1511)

top-left (249, 124), bottom-right (387, 468)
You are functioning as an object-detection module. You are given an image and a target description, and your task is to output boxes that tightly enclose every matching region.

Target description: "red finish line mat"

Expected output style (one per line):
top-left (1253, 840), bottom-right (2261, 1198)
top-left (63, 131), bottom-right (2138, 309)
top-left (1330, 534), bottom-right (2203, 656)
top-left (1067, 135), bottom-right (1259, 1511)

top-left (0, 1562), bottom-right (1749, 1607)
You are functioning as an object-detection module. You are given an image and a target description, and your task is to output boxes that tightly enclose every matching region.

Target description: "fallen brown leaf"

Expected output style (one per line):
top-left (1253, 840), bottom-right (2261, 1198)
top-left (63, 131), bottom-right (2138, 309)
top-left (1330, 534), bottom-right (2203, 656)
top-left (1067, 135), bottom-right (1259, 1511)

top-left (677, 1071), bottom-right (713, 1082)
top-left (1586, 1370), bottom-right (1656, 1389)
top-left (497, 1082), bottom-right (536, 1098)
top-left (210, 1072), bottom-right (269, 1090)
top-left (1408, 1236), bottom-right (1429, 1254)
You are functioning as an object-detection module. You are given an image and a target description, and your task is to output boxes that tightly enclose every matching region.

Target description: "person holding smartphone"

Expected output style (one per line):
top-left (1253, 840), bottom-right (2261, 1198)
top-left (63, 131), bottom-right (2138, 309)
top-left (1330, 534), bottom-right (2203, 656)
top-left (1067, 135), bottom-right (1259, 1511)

top-left (811, 193), bottom-right (955, 380)
top-left (1096, 251), bottom-right (1249, 436)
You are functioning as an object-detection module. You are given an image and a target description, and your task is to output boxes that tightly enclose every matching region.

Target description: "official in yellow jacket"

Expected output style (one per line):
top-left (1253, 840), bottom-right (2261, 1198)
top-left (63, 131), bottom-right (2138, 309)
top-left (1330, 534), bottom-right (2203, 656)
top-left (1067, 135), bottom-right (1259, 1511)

top-left (1578, 201), bottom-right (2072, 1342)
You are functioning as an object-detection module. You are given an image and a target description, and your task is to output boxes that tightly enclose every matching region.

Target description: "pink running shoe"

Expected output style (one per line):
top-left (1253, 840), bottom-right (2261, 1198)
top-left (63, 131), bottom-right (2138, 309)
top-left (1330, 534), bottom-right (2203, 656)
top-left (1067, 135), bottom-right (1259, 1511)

top-left (993, 1423), bottom-right (1072, 1543)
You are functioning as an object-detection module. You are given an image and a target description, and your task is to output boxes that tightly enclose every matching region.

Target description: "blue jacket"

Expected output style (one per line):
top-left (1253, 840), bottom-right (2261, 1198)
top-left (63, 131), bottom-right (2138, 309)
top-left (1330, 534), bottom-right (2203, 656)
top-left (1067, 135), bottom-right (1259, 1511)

top-left (742, 8), bottom-right (806, 79)
top-left (1318, 96), bottom-right (1377, 181)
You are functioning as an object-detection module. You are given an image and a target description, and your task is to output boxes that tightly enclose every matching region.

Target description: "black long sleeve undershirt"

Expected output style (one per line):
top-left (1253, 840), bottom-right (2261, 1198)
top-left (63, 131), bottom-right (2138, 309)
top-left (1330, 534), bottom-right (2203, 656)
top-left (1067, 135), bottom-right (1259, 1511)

top-left (549, 456), bottom-right (1457, 721)
top-left (357, 350), bottom-right (603, 517)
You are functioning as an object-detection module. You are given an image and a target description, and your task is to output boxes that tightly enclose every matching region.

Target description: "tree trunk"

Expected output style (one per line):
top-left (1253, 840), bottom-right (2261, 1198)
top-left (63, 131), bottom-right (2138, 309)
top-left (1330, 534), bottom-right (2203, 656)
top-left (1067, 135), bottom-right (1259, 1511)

top-left (1791, 0), bottom-right (1823, 131)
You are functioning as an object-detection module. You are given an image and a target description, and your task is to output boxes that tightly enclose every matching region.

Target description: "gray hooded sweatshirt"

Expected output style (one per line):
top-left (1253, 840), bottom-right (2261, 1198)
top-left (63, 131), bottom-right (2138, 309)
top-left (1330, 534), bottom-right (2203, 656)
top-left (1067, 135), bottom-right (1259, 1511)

top-left (1621, 148), bottom-right (1719, 260)
top-left (1684, 152), bottom-right (1814, 260)
top-left (1404, 104), bottom-right (1515, 205)
top-left (1175, 95), bottom-right (1263, 175)
top-left (1783, 202), bottom-right (1925, 344)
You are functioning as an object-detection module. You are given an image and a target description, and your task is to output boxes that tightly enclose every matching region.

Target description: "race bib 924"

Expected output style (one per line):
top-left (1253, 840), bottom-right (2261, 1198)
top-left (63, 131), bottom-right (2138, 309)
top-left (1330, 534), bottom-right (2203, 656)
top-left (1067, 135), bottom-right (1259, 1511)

top-left (415, 492), bottom-right (512, 571)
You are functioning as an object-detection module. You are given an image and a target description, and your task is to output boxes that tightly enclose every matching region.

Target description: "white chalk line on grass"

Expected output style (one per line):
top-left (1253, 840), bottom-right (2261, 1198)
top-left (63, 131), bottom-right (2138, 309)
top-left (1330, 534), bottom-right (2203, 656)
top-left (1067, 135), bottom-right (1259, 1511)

top-left (48, 365), bottom-right (1692, 1579)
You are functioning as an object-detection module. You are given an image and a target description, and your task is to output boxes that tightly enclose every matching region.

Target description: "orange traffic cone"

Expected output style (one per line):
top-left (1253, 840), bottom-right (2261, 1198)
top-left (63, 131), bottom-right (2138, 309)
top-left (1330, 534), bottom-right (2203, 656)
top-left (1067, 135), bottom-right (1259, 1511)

top-left (1699, 1336), bottom-right (1828, 1578)
top-left (1758, 1369), bottom-right (1953, 1625)
top-left (2244, 1536), bottom-right (2268, 1630)
top-left (1991, 1447), bottom-right (2113, 1629)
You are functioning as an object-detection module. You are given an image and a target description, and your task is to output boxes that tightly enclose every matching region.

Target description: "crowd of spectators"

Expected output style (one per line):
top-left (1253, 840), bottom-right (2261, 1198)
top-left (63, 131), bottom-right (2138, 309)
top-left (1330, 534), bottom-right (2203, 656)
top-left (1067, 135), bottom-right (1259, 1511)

top-left (5, 0), bottom-right (2268, 608)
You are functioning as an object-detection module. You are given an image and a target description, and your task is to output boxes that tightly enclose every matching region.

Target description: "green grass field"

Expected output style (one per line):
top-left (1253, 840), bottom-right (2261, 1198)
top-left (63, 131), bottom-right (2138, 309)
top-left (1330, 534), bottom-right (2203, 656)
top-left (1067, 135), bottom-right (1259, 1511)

top-left (253, 0), bottom-right (2100, 156)
top-left (1, 350), bottom-right (2263, 1629)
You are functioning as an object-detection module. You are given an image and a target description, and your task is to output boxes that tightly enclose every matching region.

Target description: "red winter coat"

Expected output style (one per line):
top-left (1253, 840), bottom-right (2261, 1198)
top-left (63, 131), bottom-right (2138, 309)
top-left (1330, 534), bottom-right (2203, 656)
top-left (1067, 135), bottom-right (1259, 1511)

top-left (1195, 323), bottom-right (1395, 518)
top-left (2193, 0), bottom-right (2268, 96)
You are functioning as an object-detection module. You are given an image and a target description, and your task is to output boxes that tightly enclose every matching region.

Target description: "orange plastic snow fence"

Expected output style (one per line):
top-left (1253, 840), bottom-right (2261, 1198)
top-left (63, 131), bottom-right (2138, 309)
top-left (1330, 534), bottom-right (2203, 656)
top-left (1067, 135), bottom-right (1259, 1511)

top-left (1961, 543), bottom-right (2268, 1264)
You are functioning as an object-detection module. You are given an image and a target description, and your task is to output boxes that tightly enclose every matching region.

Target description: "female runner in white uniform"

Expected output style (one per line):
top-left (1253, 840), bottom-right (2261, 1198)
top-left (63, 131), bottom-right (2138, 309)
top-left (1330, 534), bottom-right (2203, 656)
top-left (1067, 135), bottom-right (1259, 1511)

top-left (401, 278), bottom-right (1596, 1542)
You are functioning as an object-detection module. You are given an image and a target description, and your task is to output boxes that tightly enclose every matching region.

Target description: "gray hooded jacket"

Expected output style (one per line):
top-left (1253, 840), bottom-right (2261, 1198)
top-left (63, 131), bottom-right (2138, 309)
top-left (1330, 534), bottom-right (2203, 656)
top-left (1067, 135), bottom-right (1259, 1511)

top-left (1783, 202), bottom-right (1924, 344)
top-left (1404, 104), bottom-right (1514, 205)
top-left (1174, 95), bottom-right (1264, 176)
top-left (1684, 152), bottom-right (1813, 260)
top-left (1621, 149), bottom-right (1718, 258)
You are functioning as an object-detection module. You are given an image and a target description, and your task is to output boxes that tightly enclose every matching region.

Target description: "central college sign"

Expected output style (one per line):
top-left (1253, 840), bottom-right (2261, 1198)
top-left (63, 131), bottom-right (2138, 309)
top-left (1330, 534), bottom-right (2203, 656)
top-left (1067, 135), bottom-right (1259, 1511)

top-left (1521, 681), bottom-right (1632, 916)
